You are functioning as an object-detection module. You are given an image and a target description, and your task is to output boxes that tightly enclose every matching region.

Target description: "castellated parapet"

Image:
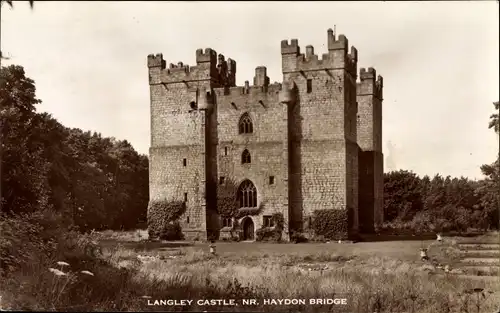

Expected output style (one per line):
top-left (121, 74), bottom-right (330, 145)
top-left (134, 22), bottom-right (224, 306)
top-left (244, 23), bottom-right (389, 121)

top-left (357, 67), bottom-right (383, 100)
top-left (147, 28), bottom-right (384, 242)
top-left (148, 48), bottom-right (236, 87)
top-left (280, 29), bottom-right (358, 76)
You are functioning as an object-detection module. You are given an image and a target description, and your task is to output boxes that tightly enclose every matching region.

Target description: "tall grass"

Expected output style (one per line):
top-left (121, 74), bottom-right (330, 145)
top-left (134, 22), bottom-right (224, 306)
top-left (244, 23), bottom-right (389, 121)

top-left (1, 213), bottom-right (499, 312)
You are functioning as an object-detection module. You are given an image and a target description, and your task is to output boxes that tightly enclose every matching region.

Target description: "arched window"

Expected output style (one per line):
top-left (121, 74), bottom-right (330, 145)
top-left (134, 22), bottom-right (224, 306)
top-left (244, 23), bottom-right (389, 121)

top-left (238, 113), bottom-right (253, 134)
top-left (241, 149), bottom-right (251, 164)
top-left (237, 180), bottom-right (257, 208)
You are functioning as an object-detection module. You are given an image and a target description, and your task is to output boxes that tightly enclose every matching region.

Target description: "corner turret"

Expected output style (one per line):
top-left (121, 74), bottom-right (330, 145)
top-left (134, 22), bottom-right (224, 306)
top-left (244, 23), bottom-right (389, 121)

top-left (357, 67), bottom-right (383, 100)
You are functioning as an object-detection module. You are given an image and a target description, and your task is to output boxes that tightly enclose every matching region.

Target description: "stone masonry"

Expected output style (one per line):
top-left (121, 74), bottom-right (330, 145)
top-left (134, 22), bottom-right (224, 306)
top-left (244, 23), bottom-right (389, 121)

top-left (147, 29), bottom-right (384, 241)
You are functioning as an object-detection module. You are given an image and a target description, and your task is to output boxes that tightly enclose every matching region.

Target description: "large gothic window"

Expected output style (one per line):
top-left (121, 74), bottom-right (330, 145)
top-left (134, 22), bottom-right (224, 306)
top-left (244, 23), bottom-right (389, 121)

top-left (238, 113), bottom-right (253, 134)
top-left (237, 180), bottom-right (257, 208)
top-left (241, 149), bottom-right (251, 164)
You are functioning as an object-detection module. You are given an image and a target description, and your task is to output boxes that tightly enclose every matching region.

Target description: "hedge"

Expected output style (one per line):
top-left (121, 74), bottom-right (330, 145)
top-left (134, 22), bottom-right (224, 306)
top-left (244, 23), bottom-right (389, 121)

top-left (147, 199), bottom-right (186, 240)
top-left (311, 209), bottom-right (349, 240)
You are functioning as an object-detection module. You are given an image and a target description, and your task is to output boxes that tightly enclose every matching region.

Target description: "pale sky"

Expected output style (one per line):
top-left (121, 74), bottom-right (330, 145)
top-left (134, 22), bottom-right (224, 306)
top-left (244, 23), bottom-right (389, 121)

top-left (1, 1), bottom-right (498, 179)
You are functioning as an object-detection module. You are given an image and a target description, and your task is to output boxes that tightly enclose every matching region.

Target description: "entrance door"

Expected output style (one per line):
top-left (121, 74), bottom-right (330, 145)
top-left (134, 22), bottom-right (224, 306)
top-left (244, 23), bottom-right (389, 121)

top-left (242, 218), bottom-right (255, 241)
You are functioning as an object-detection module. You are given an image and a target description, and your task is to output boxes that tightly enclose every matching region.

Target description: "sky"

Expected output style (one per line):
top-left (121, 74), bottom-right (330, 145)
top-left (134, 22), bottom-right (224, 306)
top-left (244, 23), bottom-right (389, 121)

top-left (1, 1), bottom-right (498, 180)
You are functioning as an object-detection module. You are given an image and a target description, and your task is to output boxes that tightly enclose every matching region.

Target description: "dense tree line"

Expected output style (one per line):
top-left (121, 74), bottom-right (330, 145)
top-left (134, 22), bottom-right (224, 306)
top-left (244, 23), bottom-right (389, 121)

top-left (383, 102), bottom-right (499, 232)
top-left (1, 65), bottom-right (149, 231)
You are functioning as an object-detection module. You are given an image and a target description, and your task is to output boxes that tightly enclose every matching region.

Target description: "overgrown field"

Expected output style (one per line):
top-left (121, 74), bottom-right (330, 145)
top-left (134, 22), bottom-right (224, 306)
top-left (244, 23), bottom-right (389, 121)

top-left (98, 230), bottom-right (500, 313)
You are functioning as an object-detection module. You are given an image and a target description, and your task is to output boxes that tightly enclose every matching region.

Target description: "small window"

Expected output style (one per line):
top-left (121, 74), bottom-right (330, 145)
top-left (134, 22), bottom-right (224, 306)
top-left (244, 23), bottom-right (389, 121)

top-left (306, 79), bottom-right (312, 93)
top-left (189, 101), bottom-right (197, 110)
top-left (219, 176), bottom-right (225, 185)
top-left (186, 216), bottom-right (190, 224)
top-left (224, 147), bottom-right (228, 156)
top-left (263, 215), bottom-right (274, 228)
top-left (222, 217), bottom-right (232, 228)
top-left (269, 176), bottom-right (275, 185)
top-left (183, 158), bottom-right (187, 166)
top-left (241, 149), bottom-right (251, 164)
top-left (184, 193), bottom-right (188, 202)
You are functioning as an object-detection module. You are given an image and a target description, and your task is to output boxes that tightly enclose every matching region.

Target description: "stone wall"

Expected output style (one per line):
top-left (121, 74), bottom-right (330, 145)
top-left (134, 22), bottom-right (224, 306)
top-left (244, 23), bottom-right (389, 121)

top-left (214, 73), bottom-right (289, 234)
top-left (281, 30), bottom-right (359, 237)
top-left (147, 29), bottom-right (384, 241)
top-left (357, 67), bottom-right (384, 233)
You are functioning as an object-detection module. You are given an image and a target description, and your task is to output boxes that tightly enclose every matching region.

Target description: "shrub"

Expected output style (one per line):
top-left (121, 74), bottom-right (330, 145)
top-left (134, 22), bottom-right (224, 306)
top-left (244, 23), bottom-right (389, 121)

top-left (255, 213), bottom-right (284, 242)
top-left (289, 231), bottom-right (308, 243)
top-left (312, 209), bottom-right (348, 240)
top-left (159, 221), bottom-right (184, 241)
top-left (147, 199), bottom-right (186, 240)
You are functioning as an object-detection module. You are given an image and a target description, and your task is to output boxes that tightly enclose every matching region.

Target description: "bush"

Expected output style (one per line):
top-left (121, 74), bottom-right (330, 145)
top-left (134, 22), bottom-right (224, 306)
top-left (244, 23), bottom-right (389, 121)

top-left (255, 213), bottom-right (284, 242)
top-left (289, 231), bottom-right (308, 243)
top-left (147, 199), bottom-right (186, 240)
top-left (312, 209), bottom-right (348, 240)
top-left (159, 221), bottom-right (184, 241)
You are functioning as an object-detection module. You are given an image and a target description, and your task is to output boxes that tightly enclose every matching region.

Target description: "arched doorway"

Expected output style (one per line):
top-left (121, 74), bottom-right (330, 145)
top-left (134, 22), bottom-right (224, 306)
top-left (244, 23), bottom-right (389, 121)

top-left (242, 217), bottom-right (255, 241)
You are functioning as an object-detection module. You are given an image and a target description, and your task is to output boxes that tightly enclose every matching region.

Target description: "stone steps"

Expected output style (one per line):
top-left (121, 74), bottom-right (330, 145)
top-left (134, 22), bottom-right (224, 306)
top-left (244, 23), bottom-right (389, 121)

top-left (461, 257), bottom-right (499, 265)
top-left (458, 235), bottom-right (499, 244)
top-left (461, 249), bottom-right (500, 258)
top-left (459, 265), bottom-right (500, 276)
top-left (455, 238), bottom-right (500, 276)
top-left (459, 243), bottom-right (500, 250)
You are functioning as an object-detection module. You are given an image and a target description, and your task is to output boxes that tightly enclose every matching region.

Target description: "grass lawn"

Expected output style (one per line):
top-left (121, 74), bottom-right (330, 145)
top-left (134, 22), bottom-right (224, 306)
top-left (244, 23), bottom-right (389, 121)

top-left (93, 230), bottom-right (500, 313)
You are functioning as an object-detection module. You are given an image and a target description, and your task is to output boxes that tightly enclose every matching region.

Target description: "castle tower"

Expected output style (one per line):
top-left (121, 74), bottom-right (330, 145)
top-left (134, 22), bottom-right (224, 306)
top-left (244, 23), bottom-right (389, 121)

top-left (357, 68), bottom-right (384, 232)
top-left (147, 49), bottom-right (236, 240)
top-left (280, 29), bottom-right (359, 238)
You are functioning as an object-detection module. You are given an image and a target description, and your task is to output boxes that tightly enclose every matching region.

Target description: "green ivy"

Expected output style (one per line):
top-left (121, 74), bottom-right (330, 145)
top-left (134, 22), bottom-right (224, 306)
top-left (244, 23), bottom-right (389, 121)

top-left (311, 209), bottom-right (349, 240)
top-left (147, 199), bottom-right (186, 240)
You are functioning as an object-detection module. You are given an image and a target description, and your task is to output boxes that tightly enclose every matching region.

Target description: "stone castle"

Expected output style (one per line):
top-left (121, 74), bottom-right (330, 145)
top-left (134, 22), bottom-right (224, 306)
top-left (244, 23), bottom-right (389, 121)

top-left (147, 29), bottom-right (384, 241)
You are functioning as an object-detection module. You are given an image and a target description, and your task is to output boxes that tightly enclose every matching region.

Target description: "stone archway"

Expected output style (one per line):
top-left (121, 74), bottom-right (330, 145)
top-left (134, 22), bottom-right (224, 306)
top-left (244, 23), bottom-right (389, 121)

top-left (241, 217), bottom-right (255, 241)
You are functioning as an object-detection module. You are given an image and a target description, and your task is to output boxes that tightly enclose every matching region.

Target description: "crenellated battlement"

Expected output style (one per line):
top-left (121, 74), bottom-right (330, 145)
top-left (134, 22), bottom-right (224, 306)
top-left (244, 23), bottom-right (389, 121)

top-left (216, 53), bottom-right (237, 87)
top-left (215, 82), bottom-right (282, 97)
top-left (147, 53), bottom-right (166, 69)
top-left (214, 82), bottom-right (282, 110)
top-left (281, 29), bottom-right (358, 76)
top-left (357, 67), bottom-right (383, 100)
top-left (281, 39), bottom-right (300, 55)
top-left (147, 48), bottom-right (237, 86)
top-left (196, 48), bottom-right (217, 64)
top-left (327, 29), bottom-right (348, 51)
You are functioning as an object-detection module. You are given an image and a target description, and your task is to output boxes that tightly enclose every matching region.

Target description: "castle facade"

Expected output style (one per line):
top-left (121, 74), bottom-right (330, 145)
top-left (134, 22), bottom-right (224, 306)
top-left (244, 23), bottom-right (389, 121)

top-left (147, 29), bottom-right (384, 241)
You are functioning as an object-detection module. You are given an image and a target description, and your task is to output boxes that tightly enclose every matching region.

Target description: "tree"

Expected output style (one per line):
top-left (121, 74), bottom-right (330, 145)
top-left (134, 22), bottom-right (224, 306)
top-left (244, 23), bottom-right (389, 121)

top-left (476, 101), bottom-right (500, 229)
top-left (1, 65), bottom-right (50, 213)
top-left (1, 64), bottom-right (149, 230)
top-left (488, 101), bottom-right (499, 134)
top-left (383, 170), bottom-right (423, 221)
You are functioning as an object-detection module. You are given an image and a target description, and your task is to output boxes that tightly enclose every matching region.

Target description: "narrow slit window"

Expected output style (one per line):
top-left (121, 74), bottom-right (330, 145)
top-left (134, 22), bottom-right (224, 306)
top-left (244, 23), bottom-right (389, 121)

top-left (183, 158), bottom-right (187, 167)
top-left (219, 176), bottom-right (225, 185)
top-left (224, 147), bottom-right (228, 156)
top-left (307, 79), bottom-right (312, 93)
top-left (269, 176), bottom-right (275, 185)
top-left (186, 216), bottom-right (190, 224)
top-left (184, 193), bottom-right (188, 202)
